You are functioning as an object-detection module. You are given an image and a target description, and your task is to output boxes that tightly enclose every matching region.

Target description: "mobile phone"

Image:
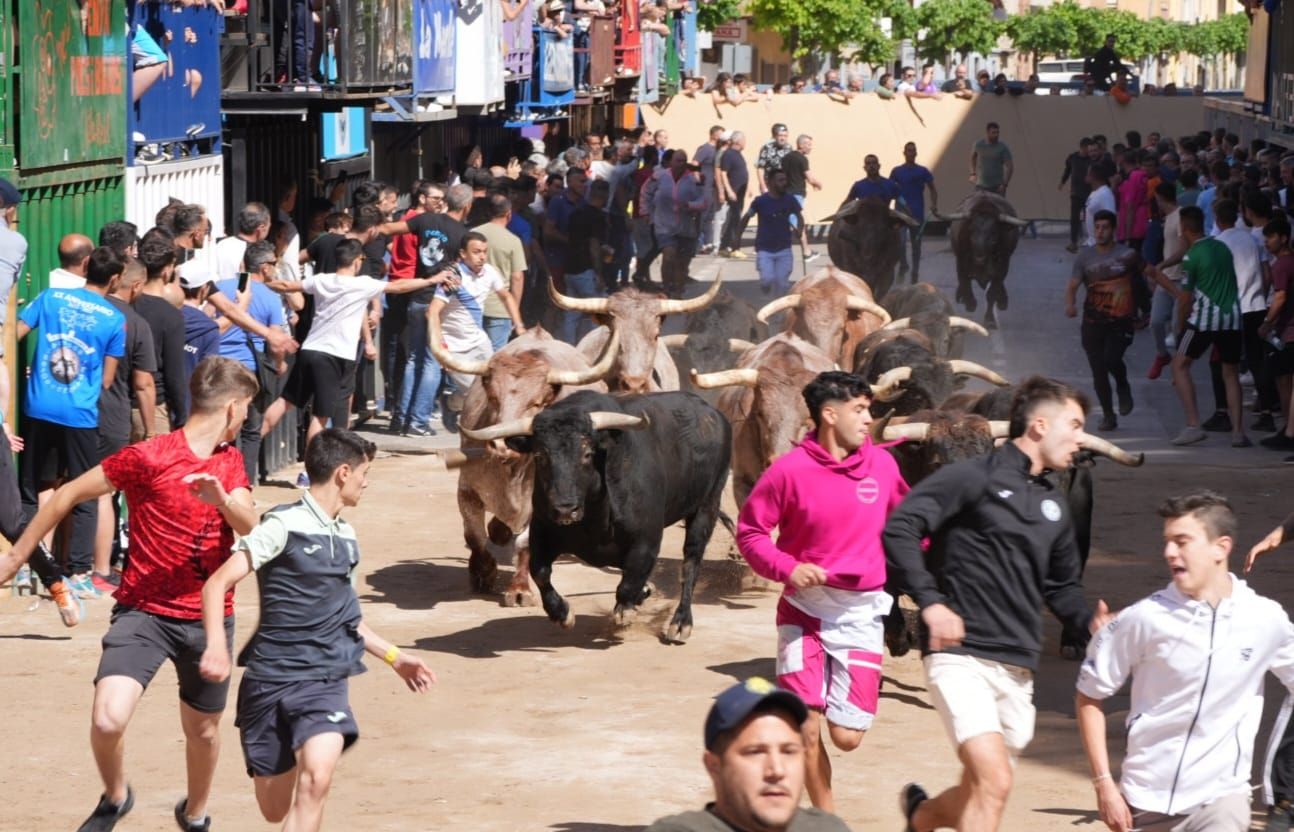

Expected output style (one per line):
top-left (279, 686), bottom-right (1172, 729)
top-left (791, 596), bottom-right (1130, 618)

top-left (237, 271), bottom-right (251, 293)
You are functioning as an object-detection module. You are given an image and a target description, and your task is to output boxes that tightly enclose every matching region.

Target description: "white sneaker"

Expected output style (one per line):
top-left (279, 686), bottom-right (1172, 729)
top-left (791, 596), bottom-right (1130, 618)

top-left (1171, 426), bottom-right (1207, 446)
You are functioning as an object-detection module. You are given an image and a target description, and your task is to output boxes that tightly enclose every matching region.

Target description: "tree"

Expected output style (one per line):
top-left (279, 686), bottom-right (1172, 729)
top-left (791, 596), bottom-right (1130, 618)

top-left (1006, 6), bottom-right (1078, 67)
top-left (696, 0), bottom-right (743, 32)
top-left (914, 0), bottom-right (1002, 67)
top-left (1141, 17), bottom-right (1186, 84)
top-left (749, 0), bottom-right (904, 75)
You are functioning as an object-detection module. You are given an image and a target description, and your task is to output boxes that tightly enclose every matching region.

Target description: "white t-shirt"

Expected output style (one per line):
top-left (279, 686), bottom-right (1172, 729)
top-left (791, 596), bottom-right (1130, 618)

top-left (48, 268), bottom-right (86, 290)
top-left (300, 273), bottom-right (387, 360)
top-left (1161, 209), bottom-right (1183, 282)
top-left (1084, 185), bottom-right (1116, 246)
top-left (1215, 226), bottom-right (1266, 313)
top-left (436, 262), bottom-right (504, 353)
top-left (215, 236), bottom-right (249, 282)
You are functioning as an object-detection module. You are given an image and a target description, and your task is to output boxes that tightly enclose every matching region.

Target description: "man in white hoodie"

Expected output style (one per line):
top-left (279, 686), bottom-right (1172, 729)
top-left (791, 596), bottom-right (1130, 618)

top-left (1076, 491), bottom-right (1294, 832)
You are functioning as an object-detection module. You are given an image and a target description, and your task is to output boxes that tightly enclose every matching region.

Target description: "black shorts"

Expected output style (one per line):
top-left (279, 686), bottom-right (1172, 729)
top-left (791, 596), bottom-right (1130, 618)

top-left (284, 349), bottom-right (356, 429)
top-left (1178, 325), bottom-right (1243, 364)
top-left (1272, 343), bottom-right (1294, 376)
top-left (95, 605), bottom-right (235, 713)
top-left (235, 676), bottom-right (359, 777)
top-left (97, 431), bottom-right (129, 462)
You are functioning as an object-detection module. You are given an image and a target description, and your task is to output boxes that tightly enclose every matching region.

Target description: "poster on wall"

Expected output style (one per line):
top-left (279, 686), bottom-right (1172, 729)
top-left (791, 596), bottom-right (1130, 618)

top-left (454, 0), bottom-right (505, 106)
top-left (21, 0), bottom-right (127, 169)
top-left (129, 2), bottom-right (222, 151)
top-left (414, 0), bottom-right (457, 95)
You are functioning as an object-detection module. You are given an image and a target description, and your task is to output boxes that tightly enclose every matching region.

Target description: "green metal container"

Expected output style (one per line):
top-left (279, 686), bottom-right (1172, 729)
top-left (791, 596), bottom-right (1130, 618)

top-left (13, 169), bottom-right (124, 302)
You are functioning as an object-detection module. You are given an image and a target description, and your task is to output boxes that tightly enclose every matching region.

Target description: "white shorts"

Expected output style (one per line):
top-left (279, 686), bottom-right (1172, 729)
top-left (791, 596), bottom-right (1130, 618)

top-left (775, 587), bottom-right (892, 732)
top-left (923, 653), bottom-right (1035, 755)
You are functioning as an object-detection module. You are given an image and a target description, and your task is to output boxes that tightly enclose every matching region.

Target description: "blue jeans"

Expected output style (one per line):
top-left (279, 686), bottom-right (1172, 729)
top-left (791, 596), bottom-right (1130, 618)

top-left (562, 269), bottom-right (605, 344)
top-left (483, 316), bottom-right (513, 352)
top-left (399, 301), bottom-right (442, 430)
top-left (756, 248), bottom-right (794, 296)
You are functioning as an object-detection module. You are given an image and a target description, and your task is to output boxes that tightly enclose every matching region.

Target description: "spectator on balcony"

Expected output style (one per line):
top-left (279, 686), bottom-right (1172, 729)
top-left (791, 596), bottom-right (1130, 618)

top-left (756, 124), bottom-right (793, 196)
top-left (541, 0), bottom-right (573, 36)
top-left (847, 74), bottom-right (865, 94)
top-left (710, 72), bottom-right (741, 107)
top-left (976, 68), bottom-right (991, 92)
top-left (735, 74), bottom-right (765, 102)
top-left (215, 203), bottom-right (272, 282)
top-left (694, 125), bottom-right (725, 256)
top-left (1084, 34), bottom-right (1126, 92)
top-left (50, 233), bottom-right (94, 290)
top-left (569, 0), bottom-right (608, 92)
top-left (274, 0), bottom-right (314, 88)
top-left (874, 73), bottom-right (897, 100)
top-left (941, 64), bottom-right (969, 93)
top-left (820, 69), bottom-right (843, 92)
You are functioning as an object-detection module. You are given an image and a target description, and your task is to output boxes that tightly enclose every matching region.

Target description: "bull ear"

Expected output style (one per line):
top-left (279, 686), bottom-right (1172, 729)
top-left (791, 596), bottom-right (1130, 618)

top-left (504, 436), bottom-right (533, 455)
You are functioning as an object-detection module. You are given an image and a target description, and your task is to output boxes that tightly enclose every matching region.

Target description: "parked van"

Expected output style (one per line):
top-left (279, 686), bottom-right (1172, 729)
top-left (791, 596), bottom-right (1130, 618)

top-left (1035, 59), bottom-right (1087, 84)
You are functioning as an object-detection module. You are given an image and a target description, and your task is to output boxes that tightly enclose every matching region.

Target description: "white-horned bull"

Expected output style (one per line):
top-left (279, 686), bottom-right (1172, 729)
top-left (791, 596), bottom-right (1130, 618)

top-left (934, 192), bottom-right (1028, 329)
top-left (756, 266), bottom-right (891, 367)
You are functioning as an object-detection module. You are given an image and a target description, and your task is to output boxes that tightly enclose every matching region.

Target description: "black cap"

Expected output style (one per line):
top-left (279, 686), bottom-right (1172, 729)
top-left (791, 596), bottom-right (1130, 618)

top-left (704, 678), bottom-right (808, 751)
top-left (0, 178), bottom-right (21, 207)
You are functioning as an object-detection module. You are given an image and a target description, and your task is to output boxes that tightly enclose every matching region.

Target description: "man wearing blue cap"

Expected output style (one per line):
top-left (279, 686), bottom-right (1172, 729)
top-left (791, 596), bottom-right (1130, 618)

top-left (645, 678), bottom-right (851, 832)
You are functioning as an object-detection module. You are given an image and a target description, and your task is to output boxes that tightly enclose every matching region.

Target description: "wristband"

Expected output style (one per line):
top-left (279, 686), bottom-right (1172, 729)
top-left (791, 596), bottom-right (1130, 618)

top-left (1092, 773), bottom-right (1113, 784)
top-left (383, 645), bottom-right (400, 666)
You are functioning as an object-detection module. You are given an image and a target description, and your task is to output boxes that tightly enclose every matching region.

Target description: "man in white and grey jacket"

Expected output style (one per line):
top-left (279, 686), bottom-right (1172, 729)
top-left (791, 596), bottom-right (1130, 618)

top-left (1076, 491), bottom-right (1294, 832)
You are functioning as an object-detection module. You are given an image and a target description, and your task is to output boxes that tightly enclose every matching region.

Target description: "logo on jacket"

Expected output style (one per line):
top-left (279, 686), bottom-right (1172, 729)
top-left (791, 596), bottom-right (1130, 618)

top-left (997, 489), bottom-right (1013, 499)
top-left (1040, 499), bottom-right (1062, 522)
top-left (856, 477), bottom-right (879, 505)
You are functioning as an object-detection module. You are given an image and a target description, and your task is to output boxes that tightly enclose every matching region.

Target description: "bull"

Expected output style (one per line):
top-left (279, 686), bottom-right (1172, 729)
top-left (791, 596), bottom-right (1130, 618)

top-left (755, 266), bottom-right (891, 367)
top-left (461, 390), bottom-right (731, 643)
top-left (879, 283), bottom-right (988, 359)
top-left (854, 334), bottom-right (1009, 416)
top-left (935, 192), bottom-right (1029, 329)
top-left (438, 326), bottom-right (620, 606)
top-left (662, 291), bottom-right (767, 403)
top-left (690, 334), bottom-right (838, 510)
top-left (547, 276), bottom-right (722, 394)
top-left (824, 197), bottom-right (920, 300)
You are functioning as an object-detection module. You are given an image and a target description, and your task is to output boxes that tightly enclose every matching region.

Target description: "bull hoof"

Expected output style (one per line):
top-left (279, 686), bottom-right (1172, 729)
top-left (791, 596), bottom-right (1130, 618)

top-left (956, 285), bottom-right (977, 312)
top-left (983, 308), bottom-right (998, 330)
top-left (612, 605), bottom-right (638, 627)
top-left (885, 629), bottom-right (912, 658)
top-left (637, 582), bottom-right (656, 604)
top-left (663, 620), bottom-right (692, 644)
top-left (559, 609), bottom-right (576, 629)
top-left (502, 586), bottom-right (538, 608)
top-left (468, 560), bottom-right (499, 595)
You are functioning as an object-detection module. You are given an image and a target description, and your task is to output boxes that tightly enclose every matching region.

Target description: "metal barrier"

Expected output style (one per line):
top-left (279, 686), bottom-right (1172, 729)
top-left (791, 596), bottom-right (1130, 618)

top-left (261, 403), bottom-right (301, 477)
top-left (126, 155), bottom-right (226, 241)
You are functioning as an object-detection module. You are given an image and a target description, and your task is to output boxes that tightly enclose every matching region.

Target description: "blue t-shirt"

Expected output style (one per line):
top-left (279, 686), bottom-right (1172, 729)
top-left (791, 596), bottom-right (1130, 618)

top-left (889, 164), bottom-right (934, 219)
top-left (19, 287), bottom-right (126, 429)
top-left (181, 304), bottom-right (222, 379)
top-left (507, 213), bottom-right (533, 245)
top-left (847, 177), bottom-right (901, 204)
top-left (214, 279), bottom-right (284, 370)
top-left (750, 193), bottom-right (800, 252)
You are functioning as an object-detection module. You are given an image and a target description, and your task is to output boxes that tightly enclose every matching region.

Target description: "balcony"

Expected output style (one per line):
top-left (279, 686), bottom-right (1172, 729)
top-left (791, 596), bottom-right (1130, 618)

top-left (130, 2), bottom-right (222, 164)
top-left (373, 0), bottom-right (460, 122)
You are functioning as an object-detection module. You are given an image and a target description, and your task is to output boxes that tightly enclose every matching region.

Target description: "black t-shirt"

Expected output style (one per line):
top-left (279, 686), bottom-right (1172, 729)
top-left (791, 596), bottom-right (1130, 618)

top-left (719, 147), bottom-right (749, 194)
top-left (781, 150), bottom-right (810, 197)
top-left (362, 234), bottom-right (388, 279)
top-left (306, 232), bottom-right (345, 274)
top-left (100, 297), bottom-right (158, 441)
top-left (566, 204), bottom-right (609, 275)
top-left (466, 196), bottom-right (492, 229)
top-left (405, 213), bottom-right (467, 302)
top-left (134, 293), bottom-right (191, 426)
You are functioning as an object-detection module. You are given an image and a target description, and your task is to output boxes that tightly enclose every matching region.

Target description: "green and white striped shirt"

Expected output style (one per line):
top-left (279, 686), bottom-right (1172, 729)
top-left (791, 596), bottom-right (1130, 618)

top-left (1182, 237), bottom-right (1241, 332)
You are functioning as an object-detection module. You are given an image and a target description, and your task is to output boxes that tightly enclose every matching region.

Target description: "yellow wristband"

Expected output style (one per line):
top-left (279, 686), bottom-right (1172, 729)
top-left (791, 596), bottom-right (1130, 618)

top-left (383, 645), bottom-right (400, 666)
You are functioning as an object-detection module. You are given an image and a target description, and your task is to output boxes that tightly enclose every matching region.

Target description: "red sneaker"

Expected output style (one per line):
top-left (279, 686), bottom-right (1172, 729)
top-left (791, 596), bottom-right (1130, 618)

top-left (1147, 353), bottom-right (1169, 380)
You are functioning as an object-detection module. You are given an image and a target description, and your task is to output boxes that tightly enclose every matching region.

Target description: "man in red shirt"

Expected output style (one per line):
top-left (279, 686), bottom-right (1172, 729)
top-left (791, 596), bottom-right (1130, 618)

top-left (0, 356), bottom-right (260, 832)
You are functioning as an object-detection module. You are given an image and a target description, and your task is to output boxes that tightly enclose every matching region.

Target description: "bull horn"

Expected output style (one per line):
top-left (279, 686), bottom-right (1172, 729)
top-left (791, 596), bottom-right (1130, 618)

top-left (989, 420), bottom-right (1011, 438)
top-left (820, 199), bottom-right (860, 223)
top-left (890, 208), bottom-right (920, 228)
top-left (949, 317), bottom-right (990, 337)
top-left (882, 422), bottom-right (930, 441)
top-left (1080, 435), bottom-right (1145, 467)
top-left (588, 411), bottom-right (649, 431)
top-left (460, 416), bottom-right (535, 442)
top-left (548, 278), bottom-right (612, 314)
top-left (882, 317), bottom-right (912, 331)
top-left (429, 319), bottom-right (490, 376)
top-left (932, 211), bottom-right (966, 222)
top-left (659, 333), bottom-right (688, 349)
top-left (658, 272), bottom-right (724, 314)
top-left (546, 329), bottom-right (621, 386)
top-left (434, 448), bottom-right (488, 470)
top-left (948, 360), bottom-right (1009, 386)
top-left (871, 366), bottom-right (912, 401)
top-left (756, 294), bottom-right (802, 323)
top-left (869, 411), bottom-right (905, 441)
top-left (691, 367), bottom-right (759, 389)
top-left (728, 338), bottom-right (755, 352)
top-left (845, 296), bottom-right (893, 324)
top-left (999, 214), bottom-right (1030, 227)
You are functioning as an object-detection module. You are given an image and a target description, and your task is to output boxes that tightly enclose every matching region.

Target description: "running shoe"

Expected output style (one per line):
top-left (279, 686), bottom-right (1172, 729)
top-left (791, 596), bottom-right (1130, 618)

top-left (174, 798), bottom-right (211, 832)
top-left (1097, 414), bottom-right (1117, 432)
top-left (1146, 353), bottom-right (1170, 380)
top-left (803, 251), bottom-right (820, 263)
top-left (900, 782), bottom-right (929, 832)
top-left (1201, 411), bottom-right (1232, 432)
top-left (1269, 803), bottom-right (1293, 832)
top-left (77, 786), bottom-right (134, 832)
top-left (49, 580), bottom-right (84, 627)
top-left (728, 250), bottom-right (747, 259)
top-left (68, 573), bottom-right (103, 599)
top-left (1253, 413), bottom-right (1277, 433)
top-left (1171, 426), bottom-right (1207, 446)
top-left (1116, 384), bottom-right (1134, 416)
top-left (91, 571), bottom-right (120, 594)
top-left (403, 425), bottom-right (436, 437)
top-left (1261, 433), bottom-right (1294, 450)
top-left (1233, 435), bottom-right (1254, 448)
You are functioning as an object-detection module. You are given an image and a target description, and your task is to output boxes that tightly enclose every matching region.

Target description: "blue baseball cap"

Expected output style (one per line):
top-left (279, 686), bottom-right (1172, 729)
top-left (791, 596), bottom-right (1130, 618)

top-left (704, 677), bottom-right (808, 751)
top-left (0, 178), bottom-right (20, 207)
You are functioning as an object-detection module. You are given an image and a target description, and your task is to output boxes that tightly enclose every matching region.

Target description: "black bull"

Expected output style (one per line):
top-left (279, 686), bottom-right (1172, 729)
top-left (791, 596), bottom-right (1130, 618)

top-left (502, 391), bottom-right (731, 643)
top-left (826, 197), bottom-right (917, 300)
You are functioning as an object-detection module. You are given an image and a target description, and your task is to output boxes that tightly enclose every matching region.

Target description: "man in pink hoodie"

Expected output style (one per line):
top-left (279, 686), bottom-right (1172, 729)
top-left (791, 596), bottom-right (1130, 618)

top-left (736, 371), bottom-right (910, 813)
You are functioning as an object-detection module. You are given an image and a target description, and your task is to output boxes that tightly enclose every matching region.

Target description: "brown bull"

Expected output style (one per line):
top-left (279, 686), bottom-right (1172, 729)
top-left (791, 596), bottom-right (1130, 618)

top-left (439, 325), bottom-right (619, 606)
top-left (691, 334), bottom-right (838, 510)
top-left (755, 266), bottom-right (891, 367)
top-left (547, 276), bottom-right (722, 394)
top-left (935, 192), bottom-right (1029, 329)
top-left (825, 197), bottom-right (919, 300)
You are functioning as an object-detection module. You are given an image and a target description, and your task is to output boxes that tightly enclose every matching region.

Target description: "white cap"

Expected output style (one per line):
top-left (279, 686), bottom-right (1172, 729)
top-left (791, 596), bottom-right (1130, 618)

top-left (177, 259), bottom-right (215, 290)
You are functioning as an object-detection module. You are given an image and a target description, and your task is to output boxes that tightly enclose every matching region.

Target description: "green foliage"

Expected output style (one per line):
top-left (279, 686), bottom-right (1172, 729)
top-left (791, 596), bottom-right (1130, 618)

top-left (749, 0), bottom-right (906, 72)
top-left (696, 0), bottom-right (743, 32)
top-left (1005, 6), bottom-right (1078, 63)
top-left (914, 0), bottom-right (1002, 66)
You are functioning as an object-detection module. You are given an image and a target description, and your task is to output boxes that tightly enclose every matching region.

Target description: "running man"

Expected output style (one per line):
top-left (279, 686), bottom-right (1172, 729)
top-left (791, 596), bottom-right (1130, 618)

top-left (737, 168), bottom-right (803, 297)
top-left (1066, 209), bottom-right (1138, 431)
top-left (1078, 492), bottom-right (1294, 832)
top-left (884, 376), bottom-right (1111, 832)
top-left (198, 428), bottom-right (434, 832)
top-left (736, 371), bottom-right (909, 812)
top-left (0, 356), bottom-right (260, 832)
top-left (890, 142), bottom-right (938, 282)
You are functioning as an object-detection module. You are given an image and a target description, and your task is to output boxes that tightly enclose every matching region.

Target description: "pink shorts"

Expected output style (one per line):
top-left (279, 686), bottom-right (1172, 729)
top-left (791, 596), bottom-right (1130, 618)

top-left (775, 587), bottom-right (891, 731)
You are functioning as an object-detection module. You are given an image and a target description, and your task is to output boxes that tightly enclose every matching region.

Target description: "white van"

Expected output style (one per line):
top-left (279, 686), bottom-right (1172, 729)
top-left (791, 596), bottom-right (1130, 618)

top-left (1035, 59), bottom-right (1087, 84)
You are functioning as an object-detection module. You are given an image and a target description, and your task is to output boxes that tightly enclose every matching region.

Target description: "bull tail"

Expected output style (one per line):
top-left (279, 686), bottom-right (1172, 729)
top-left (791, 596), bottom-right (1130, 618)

top-left (717, 510), bottom-right (737, 539)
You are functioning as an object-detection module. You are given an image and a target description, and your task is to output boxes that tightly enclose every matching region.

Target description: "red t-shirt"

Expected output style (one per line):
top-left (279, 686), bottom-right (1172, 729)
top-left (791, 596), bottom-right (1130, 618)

top-left (102, 431), bottom-right (250, 619)
top-left (387, 207), bottom-right (421, 281)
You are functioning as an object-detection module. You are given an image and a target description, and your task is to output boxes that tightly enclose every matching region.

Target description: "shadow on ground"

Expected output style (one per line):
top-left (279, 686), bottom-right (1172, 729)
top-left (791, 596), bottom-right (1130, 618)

top-left (413, 613), bottom-right (626, 658)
